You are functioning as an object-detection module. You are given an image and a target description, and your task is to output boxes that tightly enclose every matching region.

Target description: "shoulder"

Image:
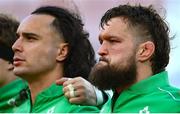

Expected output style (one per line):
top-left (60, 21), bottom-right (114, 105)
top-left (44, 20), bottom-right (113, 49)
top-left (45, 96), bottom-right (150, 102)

top-left (53, 96), bottom-right (100, 113)
top-left (157, 86), bottom-right (180, 102)
top-left (69, 104), bottom-right (100, 113)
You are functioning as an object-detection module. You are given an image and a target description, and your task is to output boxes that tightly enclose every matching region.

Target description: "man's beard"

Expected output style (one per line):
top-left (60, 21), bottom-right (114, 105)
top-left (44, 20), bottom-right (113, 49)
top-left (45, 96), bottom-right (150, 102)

top-left (89, 56), bottom-right (137, 91)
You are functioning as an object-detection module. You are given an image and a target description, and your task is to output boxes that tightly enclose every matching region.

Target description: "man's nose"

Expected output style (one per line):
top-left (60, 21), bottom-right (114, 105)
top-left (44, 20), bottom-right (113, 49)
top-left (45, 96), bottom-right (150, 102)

top-left (12, 38), bottom-right (23, 52)
top-left (98, 42), bottom-right (108, 56)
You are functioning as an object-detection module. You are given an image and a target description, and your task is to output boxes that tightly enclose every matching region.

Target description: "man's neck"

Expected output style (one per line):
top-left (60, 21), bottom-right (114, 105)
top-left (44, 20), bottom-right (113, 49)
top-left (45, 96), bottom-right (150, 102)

top-left (136, 62), bottom-right (153, 83)
top-left (0, 73), bottom-right (17, 87)
top-left (28, 68), bottom-right (63, 104)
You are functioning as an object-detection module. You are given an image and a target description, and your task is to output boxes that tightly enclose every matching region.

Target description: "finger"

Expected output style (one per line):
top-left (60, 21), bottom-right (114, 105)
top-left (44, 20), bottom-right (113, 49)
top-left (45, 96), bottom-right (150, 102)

top-left (63, 78), bottom-right (77, 86)
top-left (69, 97), bottom-right (85, 104)
top-left (63, 83), bottom-right (75, 93)
top-left (64, 91), bottom-right (71, 98)
top-left (63, 76), bottom-right (84, 86)
top-left (63, 86), bottom-right (69, 93)
top-left (63, 82), bottom-right (81, 93)
top-left (67, 88), bottom-right (83, 98)
top-left (55, 77), bottom-right (69, 85)
top-left (65, 90), bottom-right (77, 98)
top-left (71, 89), bottom-right (84, 98)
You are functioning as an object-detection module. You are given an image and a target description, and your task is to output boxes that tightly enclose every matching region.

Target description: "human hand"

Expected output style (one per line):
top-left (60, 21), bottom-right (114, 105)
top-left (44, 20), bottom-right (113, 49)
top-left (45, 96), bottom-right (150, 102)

top-left (56, 77), bottom-right (97, 105)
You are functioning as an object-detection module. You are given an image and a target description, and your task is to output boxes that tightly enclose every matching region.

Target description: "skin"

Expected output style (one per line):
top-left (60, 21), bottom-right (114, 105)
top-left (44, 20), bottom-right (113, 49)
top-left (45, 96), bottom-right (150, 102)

top-left (56, 77), bottom-right (97, 105)
top-left (12, 14), bottom-right (68, 104)
top-left (0, 58), bottom-right (16, 87)
top-left (98, 17), bottom-right (136, 71)
top-left (98, 17), bottom-right (155, 84)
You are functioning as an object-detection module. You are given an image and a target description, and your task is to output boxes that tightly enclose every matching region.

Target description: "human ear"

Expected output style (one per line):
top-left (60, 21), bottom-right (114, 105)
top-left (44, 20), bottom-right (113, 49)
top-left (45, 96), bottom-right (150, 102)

top-left (137, 41), bottom-right (155, 62)
top-left (56, 43), bottom-right (69, 62)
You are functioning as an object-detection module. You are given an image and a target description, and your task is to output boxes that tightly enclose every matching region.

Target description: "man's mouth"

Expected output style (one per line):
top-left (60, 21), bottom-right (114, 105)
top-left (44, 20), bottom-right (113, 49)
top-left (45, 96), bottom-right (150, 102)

top-left (99, 57), bottom-right (109, 63)
top-left (13, 57), bottom-right (25, 66)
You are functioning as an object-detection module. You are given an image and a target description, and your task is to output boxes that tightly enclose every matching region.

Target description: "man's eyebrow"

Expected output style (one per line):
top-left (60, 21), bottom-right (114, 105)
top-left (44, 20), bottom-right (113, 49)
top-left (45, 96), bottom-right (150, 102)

top-left (21, 32), bottom-right (40, 37)
top-left (99, 33), bottom-right (119, 40)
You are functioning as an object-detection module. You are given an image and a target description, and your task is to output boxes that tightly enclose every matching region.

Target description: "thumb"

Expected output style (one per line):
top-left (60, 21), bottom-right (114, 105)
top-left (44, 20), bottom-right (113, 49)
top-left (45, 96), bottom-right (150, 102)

top-left (55, 77), bottom-right (69, 85)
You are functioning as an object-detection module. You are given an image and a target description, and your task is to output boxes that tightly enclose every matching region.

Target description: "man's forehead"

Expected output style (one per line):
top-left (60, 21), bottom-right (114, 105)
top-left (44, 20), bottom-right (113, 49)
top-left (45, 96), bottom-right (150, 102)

top-left (102, 17), bottom-right (128, 28)
top-left (100, 18), bottom-right (127, 35)
top-left (103, 16), bottom-right (137, 30)
top-left (17, 14), bottom-right (56, 34)
top-left (20, 14), bottom-right (55, 28)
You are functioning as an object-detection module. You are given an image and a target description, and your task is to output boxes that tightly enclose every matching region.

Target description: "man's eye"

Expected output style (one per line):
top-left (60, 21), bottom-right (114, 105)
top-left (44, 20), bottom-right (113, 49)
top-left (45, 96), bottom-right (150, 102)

top-left (99, 39), bottom-right (103, 44)
top-left (109, 39), bottom-right (116, 43)
top-left (109, 39), bottom-right (121, 43)
top-left (26, 37), bottom-right (36, 41)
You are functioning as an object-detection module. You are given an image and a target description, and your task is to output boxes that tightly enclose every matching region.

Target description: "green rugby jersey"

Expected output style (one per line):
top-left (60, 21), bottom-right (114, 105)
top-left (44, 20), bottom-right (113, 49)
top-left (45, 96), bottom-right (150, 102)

top-left (101, 71), bottom-right (180, 113)
top-left (0, 78), bottom-right (29, 112)
top-left (18, 83), bottom-right (99, 113)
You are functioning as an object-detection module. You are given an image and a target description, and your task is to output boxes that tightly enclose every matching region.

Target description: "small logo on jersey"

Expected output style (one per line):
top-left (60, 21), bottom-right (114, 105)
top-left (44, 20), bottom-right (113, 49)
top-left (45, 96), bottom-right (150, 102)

top-left (47, 106), bottom-right (55, 114)
top-left (139, 106), bottom-right (150, 114)
top-left (7, 98), bottom-right (16, 106)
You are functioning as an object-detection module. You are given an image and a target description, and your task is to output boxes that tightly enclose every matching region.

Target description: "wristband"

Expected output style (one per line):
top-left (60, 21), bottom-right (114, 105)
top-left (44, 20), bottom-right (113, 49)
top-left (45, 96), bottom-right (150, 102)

top-left (93, 86), bottom-right (104, 106)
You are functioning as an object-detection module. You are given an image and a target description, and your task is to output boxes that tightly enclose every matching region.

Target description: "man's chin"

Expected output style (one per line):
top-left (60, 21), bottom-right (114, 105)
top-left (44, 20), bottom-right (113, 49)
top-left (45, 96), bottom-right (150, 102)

top-left (89, 60), bottom-right (137, 91)
top-left (13, 68), bottom-right (26, 77)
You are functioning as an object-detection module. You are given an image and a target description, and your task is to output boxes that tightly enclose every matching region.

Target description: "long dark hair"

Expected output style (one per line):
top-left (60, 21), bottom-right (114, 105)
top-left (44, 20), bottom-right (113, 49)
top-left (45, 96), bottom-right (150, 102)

top-left (0, 14), bottom-right (19, 63)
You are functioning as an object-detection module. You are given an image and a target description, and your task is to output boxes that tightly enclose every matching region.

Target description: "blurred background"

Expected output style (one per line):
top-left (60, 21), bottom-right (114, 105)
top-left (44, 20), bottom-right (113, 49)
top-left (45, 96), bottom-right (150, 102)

top-left (0, 0), bottom-right (179, 88)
